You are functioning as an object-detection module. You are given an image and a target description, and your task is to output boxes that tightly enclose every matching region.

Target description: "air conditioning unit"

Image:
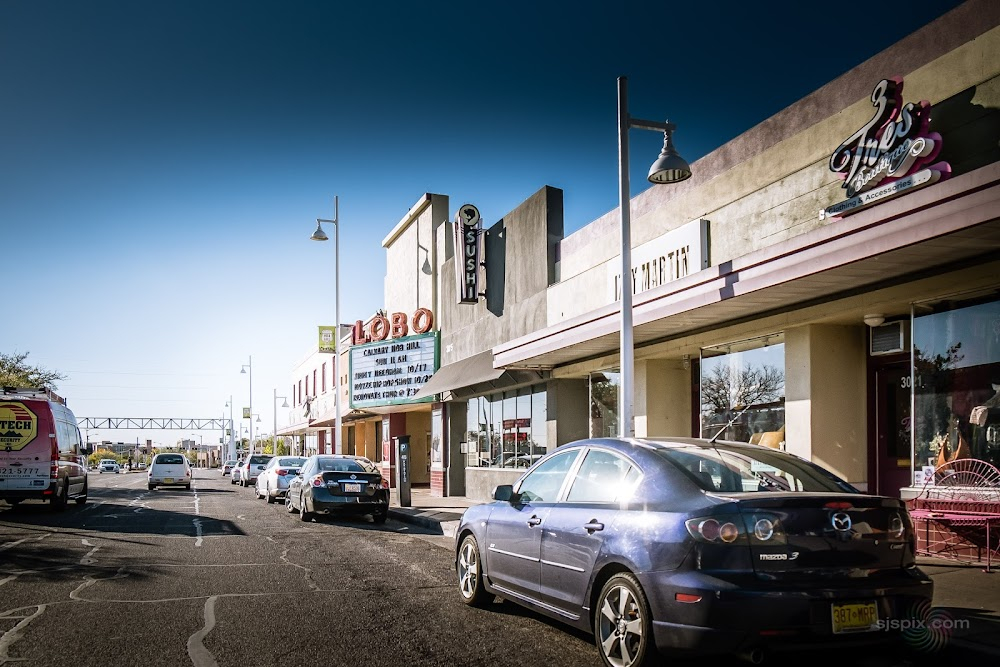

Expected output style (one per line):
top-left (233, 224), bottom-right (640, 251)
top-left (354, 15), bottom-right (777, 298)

top-left (870, 321), bottom-right (905, 355)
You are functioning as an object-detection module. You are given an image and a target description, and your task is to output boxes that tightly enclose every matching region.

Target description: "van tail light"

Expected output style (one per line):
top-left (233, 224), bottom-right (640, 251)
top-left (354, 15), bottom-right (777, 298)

top-left (50, 437), bottom-right (60, 479)
top-left (311, 475), bottom-right (325, 487)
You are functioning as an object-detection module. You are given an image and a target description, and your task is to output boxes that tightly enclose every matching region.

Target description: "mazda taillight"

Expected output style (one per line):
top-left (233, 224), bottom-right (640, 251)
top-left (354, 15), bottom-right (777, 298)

top-left (685, 513), bottom-right (786, 545)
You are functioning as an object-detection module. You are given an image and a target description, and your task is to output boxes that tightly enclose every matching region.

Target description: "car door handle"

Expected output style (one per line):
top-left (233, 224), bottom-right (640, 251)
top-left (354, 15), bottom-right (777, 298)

top-left (583, 521), bottom-right (605, 533)
top-left (527, 515), bottom-right (543, 527)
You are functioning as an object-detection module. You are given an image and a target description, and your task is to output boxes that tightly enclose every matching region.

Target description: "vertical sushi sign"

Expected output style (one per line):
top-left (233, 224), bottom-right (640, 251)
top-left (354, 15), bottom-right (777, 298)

top-left (453, 204), bottom-right (482, 304)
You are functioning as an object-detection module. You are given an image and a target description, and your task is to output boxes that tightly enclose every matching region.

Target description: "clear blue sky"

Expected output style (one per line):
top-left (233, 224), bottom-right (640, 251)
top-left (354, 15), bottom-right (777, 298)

top-left (0, 0), bottom-right (965, 447)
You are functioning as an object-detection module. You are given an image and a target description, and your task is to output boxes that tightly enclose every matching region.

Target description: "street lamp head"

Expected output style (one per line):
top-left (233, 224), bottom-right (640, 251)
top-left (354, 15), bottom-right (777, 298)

top-left (281, 398), bottom-right (289, 408)
top-left (240, 367), bottom-right (246, 374)
top-left (647, 123), bottom-right (692, 184)
top-left (310, 220), bottom-right (329, 242)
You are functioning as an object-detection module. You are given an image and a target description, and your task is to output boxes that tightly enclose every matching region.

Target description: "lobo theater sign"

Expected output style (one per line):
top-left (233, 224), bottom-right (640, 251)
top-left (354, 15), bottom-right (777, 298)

top-left (453, 204), bottom-right (482, 304)
top-left (820, 77), bottom-right (950, 220)
top-left (349, 332), bottom-right (439, 408)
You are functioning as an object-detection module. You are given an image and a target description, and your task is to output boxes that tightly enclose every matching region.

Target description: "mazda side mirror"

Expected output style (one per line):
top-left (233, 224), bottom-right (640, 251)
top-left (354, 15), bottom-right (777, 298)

top-left (493, 484), bottom-right (515, 503)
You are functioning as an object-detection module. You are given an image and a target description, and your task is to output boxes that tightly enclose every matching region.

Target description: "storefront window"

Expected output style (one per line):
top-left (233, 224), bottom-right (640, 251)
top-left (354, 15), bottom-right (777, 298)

top-left (590, 371), bottom-right (620, 438)
top-left (913, 295), bottom-right (1000, 474)
top-left (700, 336), bottom-right (785, 443)
top-left (464, 385), bottom-right (548, 468)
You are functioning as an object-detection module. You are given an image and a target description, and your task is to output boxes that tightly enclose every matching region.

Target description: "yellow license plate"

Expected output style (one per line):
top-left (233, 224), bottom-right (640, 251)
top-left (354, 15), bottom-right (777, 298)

top-left (165, 478), bottom-right (173, 483)
top-left (832, 601), bottom-right (879, 634)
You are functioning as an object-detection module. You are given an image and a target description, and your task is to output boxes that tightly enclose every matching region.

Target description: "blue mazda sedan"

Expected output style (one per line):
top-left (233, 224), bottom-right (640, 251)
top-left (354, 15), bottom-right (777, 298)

top-left (454, 437), bottom-right (932, 666)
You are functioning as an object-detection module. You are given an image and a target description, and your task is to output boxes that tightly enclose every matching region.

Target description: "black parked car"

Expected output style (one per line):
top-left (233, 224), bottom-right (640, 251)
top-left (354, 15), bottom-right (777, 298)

top-left (286, 455), bottom-right (389, 524)
top-left (454, 437), bottom-right (932, 666)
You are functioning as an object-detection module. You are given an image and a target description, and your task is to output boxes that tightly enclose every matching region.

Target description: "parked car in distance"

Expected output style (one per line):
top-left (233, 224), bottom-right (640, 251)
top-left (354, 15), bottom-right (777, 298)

top-left (286, 455), bottom-right (389, 523)
top-left (255, 456), bottom-right (307, 503)
top-left (231, 461), bottom-right (243, 485)
top-left (238, 454), bottom-right (273, 487)
top-left (455, 437), bottom-right (932, 667)
top-left (147, 453), bottom-right (191, 490)
top-left (98, 459), bottom-right (121, 474)
top-left (222, 460), bottom-right (237, 476)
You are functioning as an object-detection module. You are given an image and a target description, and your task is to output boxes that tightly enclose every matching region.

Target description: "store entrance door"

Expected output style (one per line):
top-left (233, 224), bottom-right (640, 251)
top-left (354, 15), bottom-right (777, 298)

top-left (871, 359), bottom-right (912, 497)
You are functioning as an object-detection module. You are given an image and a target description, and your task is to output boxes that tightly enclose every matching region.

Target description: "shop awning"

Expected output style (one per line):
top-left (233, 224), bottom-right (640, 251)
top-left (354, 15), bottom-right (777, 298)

top-left (413, 349), bottom-right (547, 400)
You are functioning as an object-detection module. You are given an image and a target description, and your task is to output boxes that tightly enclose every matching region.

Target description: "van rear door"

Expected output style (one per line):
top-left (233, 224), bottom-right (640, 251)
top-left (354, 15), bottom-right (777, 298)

top-left (0, 399), bottom-right (54, 497)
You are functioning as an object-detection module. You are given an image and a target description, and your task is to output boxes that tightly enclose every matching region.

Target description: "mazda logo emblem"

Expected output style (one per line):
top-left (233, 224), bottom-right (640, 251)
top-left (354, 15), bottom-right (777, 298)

top-left (831, 512), bottom-right (852, 531)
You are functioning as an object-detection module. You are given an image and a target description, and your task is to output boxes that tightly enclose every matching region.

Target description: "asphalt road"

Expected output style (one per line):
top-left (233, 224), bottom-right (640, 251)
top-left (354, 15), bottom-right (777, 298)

top-left (0, 470), bottom-right (958, 667)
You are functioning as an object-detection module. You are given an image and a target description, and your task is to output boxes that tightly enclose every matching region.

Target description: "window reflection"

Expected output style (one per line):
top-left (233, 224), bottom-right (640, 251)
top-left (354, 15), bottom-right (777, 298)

top-left (913, 295), bottom-right (1000, 472)
top-left (590, 371), bottom-right (620, 438)
top-left (463, 385), bottom-right (548, 468)
top-left (700, 337), bottom-right (785, 444)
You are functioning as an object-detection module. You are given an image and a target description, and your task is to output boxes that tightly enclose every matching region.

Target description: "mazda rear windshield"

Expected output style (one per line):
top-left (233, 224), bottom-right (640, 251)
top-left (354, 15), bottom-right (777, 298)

top-left (657, 445), bottom-right (858, 494)
top-left (317, 458), bottom-right (371, 473)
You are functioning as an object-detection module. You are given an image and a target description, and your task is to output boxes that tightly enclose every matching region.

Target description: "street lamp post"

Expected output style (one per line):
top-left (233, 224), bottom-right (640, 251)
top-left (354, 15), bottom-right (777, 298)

top-left (273, 389), bottom-right (289, 456)
top-left (225, 396), bottom-right (236, 462)
top-left (241, 356), bottom-right (253, 453)
top-left (311, 196), bottom-right (342, 455)
top-left (616, 76), bottom-right (692, 437)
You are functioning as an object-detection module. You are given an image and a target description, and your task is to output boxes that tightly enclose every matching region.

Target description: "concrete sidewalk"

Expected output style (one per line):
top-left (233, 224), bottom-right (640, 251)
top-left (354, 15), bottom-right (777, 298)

top-left (387, 487), bottom-right (1000, 658)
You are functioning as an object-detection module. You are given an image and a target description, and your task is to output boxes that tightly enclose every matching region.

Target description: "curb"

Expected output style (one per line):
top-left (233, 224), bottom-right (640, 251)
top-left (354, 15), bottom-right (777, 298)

top-left (388, 507), bottom-right (461, 538)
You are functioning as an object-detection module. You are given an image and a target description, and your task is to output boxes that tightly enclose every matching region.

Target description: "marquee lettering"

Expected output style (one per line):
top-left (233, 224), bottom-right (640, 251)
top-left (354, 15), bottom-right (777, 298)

top-left (352, 308), bottom-right (436, 345)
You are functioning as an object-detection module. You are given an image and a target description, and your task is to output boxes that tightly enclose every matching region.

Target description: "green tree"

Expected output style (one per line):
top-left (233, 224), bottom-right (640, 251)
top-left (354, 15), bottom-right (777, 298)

top-left (0, 351), bottom-right (66, 389)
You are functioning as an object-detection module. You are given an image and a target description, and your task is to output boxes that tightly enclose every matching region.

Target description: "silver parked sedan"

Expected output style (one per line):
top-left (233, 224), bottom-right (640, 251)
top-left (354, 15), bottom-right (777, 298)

top-left (254, 456), bottom-right (307, 503)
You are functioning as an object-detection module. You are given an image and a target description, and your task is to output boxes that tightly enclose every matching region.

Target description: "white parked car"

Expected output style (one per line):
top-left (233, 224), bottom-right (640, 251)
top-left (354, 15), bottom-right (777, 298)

top-left (148, 453), bottom-right (192, 490)
top-left (238, 454), bottom-right (273, 488)
top-left (230, 461), bottom-right (244, 485)
top-left (98, 459), bottom-right (121, 474)
top-left (254, 456), bottom-right (307, 503)
top-left (222, 460), bottom-right (237, 476)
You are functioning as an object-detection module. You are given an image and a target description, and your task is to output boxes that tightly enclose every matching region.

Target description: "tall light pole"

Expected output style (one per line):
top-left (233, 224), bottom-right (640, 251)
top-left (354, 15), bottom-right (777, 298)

top-left (225, 395), bottom-right (235, 461)
top-left (311, 196), bottom-right (342, 455)
top-left (241, 356), bottom-right (253, 453)
top-left (273, 389), bottom-right (289, 456)
top-left (616, 76), bottom-right (691, 437)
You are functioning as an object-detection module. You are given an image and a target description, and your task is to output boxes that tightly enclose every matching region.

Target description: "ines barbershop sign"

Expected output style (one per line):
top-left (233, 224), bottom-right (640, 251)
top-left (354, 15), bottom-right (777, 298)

top-left (820, 77), bottom-right (950, 220)
top-left (453, 204), bottom-right (482, 304)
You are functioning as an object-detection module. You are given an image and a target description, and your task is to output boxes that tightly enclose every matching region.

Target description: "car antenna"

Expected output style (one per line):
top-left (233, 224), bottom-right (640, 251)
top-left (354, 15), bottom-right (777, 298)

top-left (708, 403), bottom-right (753, 444)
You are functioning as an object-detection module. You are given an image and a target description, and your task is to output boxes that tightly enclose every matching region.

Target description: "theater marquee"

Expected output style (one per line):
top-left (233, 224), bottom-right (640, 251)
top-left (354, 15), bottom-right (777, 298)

top-left (349, 332), bottom-right (439, 409)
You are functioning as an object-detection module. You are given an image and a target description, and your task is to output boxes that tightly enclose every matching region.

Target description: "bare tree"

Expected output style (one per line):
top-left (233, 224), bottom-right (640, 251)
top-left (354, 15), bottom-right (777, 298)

top-left (0, 351), bottom-right (66, 390)
top-left (701, 363), bottom-right (784, 415)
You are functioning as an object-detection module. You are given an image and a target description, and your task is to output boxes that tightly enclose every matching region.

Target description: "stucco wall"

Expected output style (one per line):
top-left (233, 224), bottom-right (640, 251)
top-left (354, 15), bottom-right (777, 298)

top-left (785, 324), bottom-right (867, 486)
top-left (439, 186), bottom-right (563, 365)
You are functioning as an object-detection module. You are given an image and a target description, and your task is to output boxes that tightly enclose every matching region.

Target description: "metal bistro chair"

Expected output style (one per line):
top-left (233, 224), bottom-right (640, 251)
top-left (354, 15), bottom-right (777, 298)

top-left (909, 458), bottom-right (1000, 572)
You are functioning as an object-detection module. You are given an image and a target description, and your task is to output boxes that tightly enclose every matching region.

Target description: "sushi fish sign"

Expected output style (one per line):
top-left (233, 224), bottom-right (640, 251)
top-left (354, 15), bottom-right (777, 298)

top-left (820, 77), bottom-right (950, 220)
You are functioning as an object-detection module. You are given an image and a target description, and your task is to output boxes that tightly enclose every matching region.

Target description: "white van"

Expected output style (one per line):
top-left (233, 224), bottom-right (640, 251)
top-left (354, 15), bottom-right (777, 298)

top-left (0, 388), bottom-right (88, 509)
